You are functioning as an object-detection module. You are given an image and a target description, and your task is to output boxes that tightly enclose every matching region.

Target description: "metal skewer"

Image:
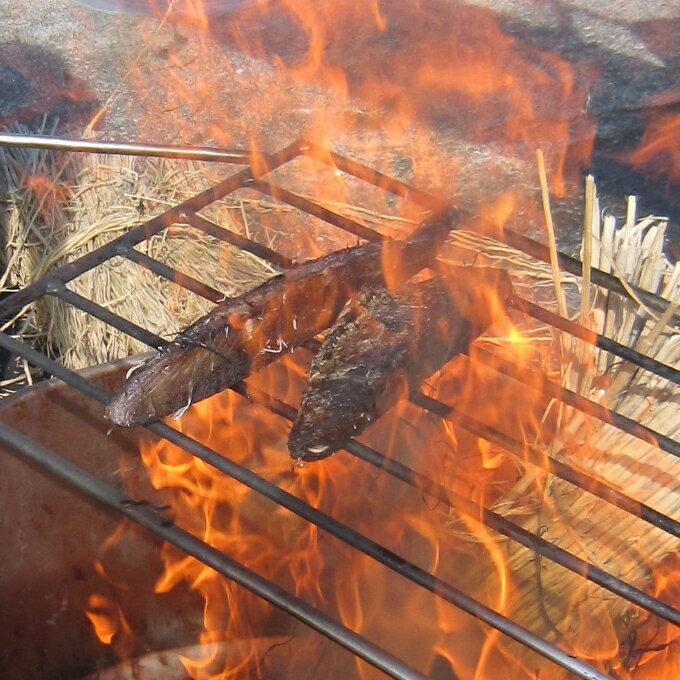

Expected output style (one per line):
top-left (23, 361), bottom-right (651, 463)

top-left (0, 132), bottom-right (251, 164)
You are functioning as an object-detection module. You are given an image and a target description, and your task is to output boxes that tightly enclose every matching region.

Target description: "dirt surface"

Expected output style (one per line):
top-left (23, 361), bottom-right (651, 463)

top-left (1, 0), bottom-right (679, 246)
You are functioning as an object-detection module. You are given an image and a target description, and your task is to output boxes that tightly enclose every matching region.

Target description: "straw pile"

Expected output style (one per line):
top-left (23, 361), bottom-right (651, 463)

top-left (0, 125), bottom-right (277, 380)
top-left (443, 178), bottom-right (680, 674)
top-left (520, 184), bottom-right (680, 669)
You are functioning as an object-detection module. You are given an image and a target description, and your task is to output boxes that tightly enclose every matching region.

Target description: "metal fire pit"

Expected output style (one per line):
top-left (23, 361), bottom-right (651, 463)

top-left (0, 360), bottom-right (374, 680)
top-left (0, 133), bottom-right (679, 680)
top-left (0, 359), bottom-right (204, 679)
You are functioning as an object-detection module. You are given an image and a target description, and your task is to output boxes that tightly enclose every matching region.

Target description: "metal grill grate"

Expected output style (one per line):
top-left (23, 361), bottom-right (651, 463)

top-left (0, 134), bottom-right (679, 680)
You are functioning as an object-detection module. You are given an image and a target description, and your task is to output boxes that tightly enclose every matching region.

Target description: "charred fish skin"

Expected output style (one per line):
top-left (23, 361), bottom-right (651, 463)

top-left (288, 269), bottom-right (512, 462)
top-left (106, 212), bottom-right (455, 427)
top-left (288, 289), bottom-right (411, 462)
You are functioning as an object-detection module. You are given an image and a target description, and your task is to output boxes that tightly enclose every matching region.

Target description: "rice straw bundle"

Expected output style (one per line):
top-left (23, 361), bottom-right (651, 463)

top-left (443, 179), bottom-right (679, 675)
top-left (0, 125), bottom-right (277, 375)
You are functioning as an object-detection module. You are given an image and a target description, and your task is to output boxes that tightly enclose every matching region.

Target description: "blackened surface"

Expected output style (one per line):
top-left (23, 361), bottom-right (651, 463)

top-left (289, 268), bottom-right (512, 461)
top-left (0, 42), bottom-right (98, 130)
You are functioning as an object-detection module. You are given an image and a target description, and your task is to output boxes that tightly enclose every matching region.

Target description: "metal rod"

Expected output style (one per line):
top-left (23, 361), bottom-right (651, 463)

top-left (182, 210), bottom-right (293, 269)
top-left (411, 391), bottom-right (680, 539)
top-left (0, 165), bottom-right (259, 317)
top-left (0, 422), bottom-right (428, 680)
top-left (503, 228), bottom-right (680, 327)
top-left (0, 332), bottom-right (119, 403)
top-left (344, 438), bottom-right (680, 625)
top-left (121, 248), bottom-right (225, 303)
top-left (50, 284), bottom-right (168, 350)
top-left (3, 311), bottom-right (678, 546)
top-left (303, 145), bottom-right (677, 325)
top-left (473, 346), bottom-right (680, 459)
top-left (0, 132), bottom-right (252, 164)
top-left (300, 140), bottom-right (445, 212)
top-left (511, 296), bottom-right (680, 387)
top-left (0, 330), bottom-right (618, 679)
top-left (251, 179), bottom-right (384, 243)
top-left (280, 339), bottom-right (680, 539)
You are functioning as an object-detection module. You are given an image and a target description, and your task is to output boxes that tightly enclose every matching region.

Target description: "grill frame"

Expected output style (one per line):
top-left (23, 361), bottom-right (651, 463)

top-left (0, 133), bottom-right (678, 680)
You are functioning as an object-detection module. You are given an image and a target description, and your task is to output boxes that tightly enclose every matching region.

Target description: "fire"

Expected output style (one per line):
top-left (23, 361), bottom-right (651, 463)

top-left (122, 302), bottom-right (541, 680)
top-left (76, 1), bottom-right (680, 679)
top-left (623, 551), bottom-right (680, 679)
top-left (138, 377), bottom-right (333, 679)
top-left (89, 244), bottom-right (677, 680)
top-left (85, 593), bottom-right (134, 659)
top-left (110, 0), bottom-right (597, 207)
top-left (627, 109), bottom-right (680, 188)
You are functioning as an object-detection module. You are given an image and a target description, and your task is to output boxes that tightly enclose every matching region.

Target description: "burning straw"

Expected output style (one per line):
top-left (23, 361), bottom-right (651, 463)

top-left (443, 174), bottom-right (680, 675)
top-left (0, 124), bottom-right (277, 375)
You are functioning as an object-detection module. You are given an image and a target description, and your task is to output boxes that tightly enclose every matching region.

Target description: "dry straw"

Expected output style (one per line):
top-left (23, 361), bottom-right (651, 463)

top-left (0, 124), bottom-right (277, 378)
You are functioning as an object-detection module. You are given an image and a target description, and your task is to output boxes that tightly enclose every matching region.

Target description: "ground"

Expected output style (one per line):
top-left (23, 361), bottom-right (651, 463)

top-left (1, 0), bottom-right (679, 245)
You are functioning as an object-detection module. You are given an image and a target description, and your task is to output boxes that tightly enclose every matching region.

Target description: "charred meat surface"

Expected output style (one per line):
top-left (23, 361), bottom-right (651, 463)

top-left (288, 268), bottom-right (512, 461)
top-left (106, 213), bottom-right (454, 426)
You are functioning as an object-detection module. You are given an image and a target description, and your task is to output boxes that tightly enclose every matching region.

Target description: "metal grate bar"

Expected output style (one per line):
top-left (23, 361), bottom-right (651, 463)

top-left (251, 179), bottom-right (385, 243)
top-left (0, 166), bottom-right (258, 317)
top-left (0, 133), bottom-right (252, 164)
top-left (300, 141), bottom-right (679, 325)
top-left (50, 284), bottom-right (168, 350)
top-left (412, 392), bottom-right (680, 539)
top-left (121, 247), bottom-right (225, 303)
top-left (503, 228), bottom-right (680, 327)
top-left (0, 329), bottom-right (618, 680)
top-left (45, 285), bottom-right (680, 550)
top-left (182, 210), bottom-right (293, 269)
top-left (300, 140), bottom-right (446, 212)
top-left (433, 260), bottom-right (679, 386)
top-left (0, 421), bottom-right (428, 680)
top-left (296, 334), bottom-right (680, 539)
top-left (473, 346), bottom-right (680, 459)
top-left (511, 296), bottom-right (680, 386)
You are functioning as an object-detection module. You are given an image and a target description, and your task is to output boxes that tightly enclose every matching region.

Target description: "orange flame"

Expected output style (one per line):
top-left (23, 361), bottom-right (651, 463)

top-left (128, 293), bottom-right (543, 680)
top-left (105, 0), bottom-right (597, 214)
top-left (138, 384), bottom-right (333, 679)
top-left (79, 2), bottom-right (680, 678)
top-left (85, 257), bottom-right (678, 680)
top-left (85, 592), bottom-right (134, 658)
top-left (627, 109), bottom-right (680, 188)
